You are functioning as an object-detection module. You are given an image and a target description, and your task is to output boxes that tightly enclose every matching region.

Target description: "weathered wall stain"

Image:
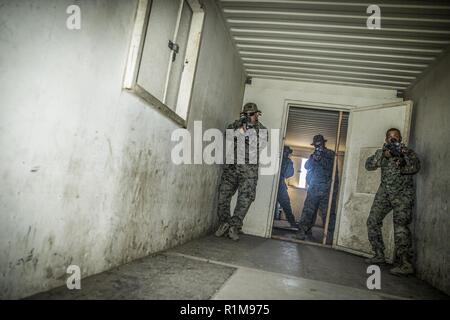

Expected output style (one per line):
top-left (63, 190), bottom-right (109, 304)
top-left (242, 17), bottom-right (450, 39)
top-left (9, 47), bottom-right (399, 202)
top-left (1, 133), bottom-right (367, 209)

top-left (339, 193), bottom-right (395, 261)
top-left (407, 50), bottom-right (450, 295)
top-left (0, 0), bottom-right (245, 299)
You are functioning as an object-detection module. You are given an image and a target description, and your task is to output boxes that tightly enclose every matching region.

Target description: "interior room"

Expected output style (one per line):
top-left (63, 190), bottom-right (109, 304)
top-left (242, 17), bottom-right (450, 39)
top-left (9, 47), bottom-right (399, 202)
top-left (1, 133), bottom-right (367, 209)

top-left (272, 106), bottom-right (349, 246)
top-left (1, 0), bottom-right (449, 300)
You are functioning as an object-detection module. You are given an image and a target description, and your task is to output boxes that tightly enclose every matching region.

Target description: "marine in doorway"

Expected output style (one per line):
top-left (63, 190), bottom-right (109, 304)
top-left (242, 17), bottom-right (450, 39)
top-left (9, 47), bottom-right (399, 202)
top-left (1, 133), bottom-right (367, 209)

top-left (274, 146), bottom-right (297, 228)
top-left (365, 128), bottom-right (420, 276)
top-left (295, 134), bottom-right (339, 243)
top-left (214, 102), bottom-right (267, 241)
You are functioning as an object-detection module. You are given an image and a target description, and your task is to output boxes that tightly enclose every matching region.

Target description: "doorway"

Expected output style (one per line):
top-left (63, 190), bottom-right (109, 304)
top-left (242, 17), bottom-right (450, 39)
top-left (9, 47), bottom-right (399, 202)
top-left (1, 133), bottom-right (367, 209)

top-left (271, 106), bottom-right (349, 246)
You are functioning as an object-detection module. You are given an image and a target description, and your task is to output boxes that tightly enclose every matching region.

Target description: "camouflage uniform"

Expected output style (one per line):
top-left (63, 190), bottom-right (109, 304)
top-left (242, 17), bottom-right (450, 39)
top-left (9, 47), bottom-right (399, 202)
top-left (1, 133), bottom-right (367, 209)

top-left (365, 145), bottom-right (420, 265)
top-left (217, 120), bottom-right (267, 231)
top-left (297, 148), bottom-right (339, 239)
top-left (275, 150), bottom-right (296, 225)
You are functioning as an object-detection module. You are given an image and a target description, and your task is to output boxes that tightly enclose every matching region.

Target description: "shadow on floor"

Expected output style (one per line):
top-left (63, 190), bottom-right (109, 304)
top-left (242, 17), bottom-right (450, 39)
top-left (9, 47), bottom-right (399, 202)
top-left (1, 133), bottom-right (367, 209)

top-left (272, 219), bottom-right (333, 245)
top-left (168, 234), bottom-right (449, 300)
top-left (28, 234), bottom-right (448, 300)
top-left (28, 253), bottom-right (235, 300)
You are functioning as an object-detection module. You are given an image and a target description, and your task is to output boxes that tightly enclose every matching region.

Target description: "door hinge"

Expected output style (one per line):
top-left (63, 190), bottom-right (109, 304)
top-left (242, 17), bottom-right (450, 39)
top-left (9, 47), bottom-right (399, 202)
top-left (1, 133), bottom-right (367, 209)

top-left (168, 40), bottom-right (180, 62)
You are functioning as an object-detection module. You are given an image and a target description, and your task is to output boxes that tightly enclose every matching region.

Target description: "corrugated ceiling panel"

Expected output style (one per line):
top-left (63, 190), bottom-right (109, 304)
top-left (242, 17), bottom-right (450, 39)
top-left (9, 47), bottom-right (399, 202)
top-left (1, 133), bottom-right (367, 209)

top-left (218, 0), bottom-right (450, 91)
top-left (285, 107), bottom-right (349, 152)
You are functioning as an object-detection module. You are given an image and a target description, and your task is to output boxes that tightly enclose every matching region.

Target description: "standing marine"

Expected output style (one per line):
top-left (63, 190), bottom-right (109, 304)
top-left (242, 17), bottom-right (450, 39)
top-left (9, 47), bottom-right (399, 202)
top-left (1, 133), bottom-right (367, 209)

top-left (295, 134), bottom-right (338, 243)
top-left (214, 102), bottom-right (267, 241)
top-left (365, 128), bottom-right (420, 275)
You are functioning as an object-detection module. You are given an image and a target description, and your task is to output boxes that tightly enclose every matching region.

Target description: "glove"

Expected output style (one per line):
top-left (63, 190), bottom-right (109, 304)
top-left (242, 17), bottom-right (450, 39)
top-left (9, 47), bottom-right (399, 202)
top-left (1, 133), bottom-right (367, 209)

top-left (375, 149), bottom-right (384, 160)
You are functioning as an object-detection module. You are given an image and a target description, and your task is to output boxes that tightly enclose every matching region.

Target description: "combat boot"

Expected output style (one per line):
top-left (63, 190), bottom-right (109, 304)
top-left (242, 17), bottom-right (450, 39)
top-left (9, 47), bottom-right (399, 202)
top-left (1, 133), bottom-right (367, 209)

top-left (294, 228), bottom-right (306, 240)
top-left (365, 249), bottom-right (385, 264)
top-left (214, 222), bottom-right (229, 237)
top-left (390, 257), bottom-right (414, 276)
top-left (228, 226), bottom-right (239, 241)
top-left (289, 222), bottom-right (298, 229)
top-left (288, 218), bottom-right (298, 229)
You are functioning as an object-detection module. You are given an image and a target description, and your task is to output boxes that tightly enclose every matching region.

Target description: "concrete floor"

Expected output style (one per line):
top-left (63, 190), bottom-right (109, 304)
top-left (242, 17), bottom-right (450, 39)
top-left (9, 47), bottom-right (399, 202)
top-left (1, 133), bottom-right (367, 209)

top-left (273, 219), bottom-right (327, 244)
top-left (29, 235), bottom-right (448, 300)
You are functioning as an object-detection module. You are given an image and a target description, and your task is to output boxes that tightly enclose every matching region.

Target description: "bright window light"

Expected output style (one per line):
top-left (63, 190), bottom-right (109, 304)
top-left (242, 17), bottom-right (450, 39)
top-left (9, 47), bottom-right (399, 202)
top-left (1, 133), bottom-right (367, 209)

top-left (299, 157), bottom-right (308, 189)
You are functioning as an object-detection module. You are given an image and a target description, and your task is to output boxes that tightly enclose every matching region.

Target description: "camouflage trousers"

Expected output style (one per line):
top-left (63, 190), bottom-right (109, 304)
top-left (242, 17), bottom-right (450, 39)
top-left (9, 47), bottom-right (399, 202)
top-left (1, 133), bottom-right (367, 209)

top-left (298, 184), bottom-right (337, 237)
top-left (367, 187), bottom-right (414, 263)
top-left (275, 182), bottom-right (296, 224)
top-left (217, 164), bottom-right (258, 229)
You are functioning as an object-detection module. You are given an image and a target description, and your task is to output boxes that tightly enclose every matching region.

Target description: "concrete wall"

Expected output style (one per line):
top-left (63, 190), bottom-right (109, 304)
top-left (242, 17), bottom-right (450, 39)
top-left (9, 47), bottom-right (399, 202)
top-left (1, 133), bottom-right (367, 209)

top-left (406, 50), bottom-right (450, 295)
top-left (241, 78), bottom-right (401, 237)
top-left (0, 0), bottom-right (245, 299)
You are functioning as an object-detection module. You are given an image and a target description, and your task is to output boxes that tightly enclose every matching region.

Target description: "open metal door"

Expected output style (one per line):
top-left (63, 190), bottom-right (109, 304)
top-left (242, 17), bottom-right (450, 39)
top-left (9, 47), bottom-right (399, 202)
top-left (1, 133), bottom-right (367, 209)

top-left (333, 101), bottom-right (413, 263)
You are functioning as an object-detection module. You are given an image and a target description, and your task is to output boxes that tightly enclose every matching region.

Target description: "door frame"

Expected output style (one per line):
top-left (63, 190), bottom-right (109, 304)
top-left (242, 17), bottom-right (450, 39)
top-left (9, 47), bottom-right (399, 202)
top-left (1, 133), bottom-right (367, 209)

top-left (265, 99), bottom-right (353, 241)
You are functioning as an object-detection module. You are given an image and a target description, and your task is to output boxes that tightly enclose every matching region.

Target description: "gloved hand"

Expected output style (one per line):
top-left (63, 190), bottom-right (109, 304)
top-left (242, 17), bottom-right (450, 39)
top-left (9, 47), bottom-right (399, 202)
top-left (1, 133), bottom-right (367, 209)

top-left (375, 149), bottom-right (384, 160)
top-left (313, 146), bottom-right (323, 161)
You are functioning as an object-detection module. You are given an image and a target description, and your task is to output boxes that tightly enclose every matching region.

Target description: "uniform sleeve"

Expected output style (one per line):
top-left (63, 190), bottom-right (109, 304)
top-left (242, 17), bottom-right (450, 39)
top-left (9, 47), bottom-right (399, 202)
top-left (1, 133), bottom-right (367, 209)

top-left (225, 122), bottom-right (238, 143)
top-left (365, 149), bottom-right (383, 171)
top-left (228, 121), bottom-right (239, 131)
top-left (285, 158), bottom-right (294, 178)
top-left (257, 123), bottom-right (268, 150)
top-left (304, 155), bottom-right (314, 170)
top-left (400, 148), bottom-right (421, 175)
top-left (305, 150), bottom-right (334, 170)
top-left (319, 150), bottom-right (335, 170)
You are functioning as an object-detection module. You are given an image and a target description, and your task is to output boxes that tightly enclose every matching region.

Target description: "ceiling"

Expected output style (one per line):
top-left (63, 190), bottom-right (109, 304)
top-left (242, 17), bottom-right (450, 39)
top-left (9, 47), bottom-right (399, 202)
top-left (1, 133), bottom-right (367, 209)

top-left (285, 107), bottom-right (349, 152)
top-left (218, 0), bottom-right (450, 91)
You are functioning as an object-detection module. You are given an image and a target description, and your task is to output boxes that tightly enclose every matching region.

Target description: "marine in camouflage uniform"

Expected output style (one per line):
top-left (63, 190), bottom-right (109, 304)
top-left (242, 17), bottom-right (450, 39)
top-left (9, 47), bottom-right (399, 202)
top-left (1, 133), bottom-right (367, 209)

top-left (275, 146), bottom-right (297, 227)
top-left (296, 134), bottom-right (339, 243)
top-left (365, 128), bottom-right (420, 276)
top-left (215, 103), bottom-right (267, 241)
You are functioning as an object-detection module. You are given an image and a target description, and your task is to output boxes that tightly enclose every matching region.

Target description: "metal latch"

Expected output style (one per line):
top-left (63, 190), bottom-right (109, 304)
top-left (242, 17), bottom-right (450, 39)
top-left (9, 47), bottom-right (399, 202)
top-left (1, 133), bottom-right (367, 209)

top-left (168, 40), bottom-right (179, 62)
